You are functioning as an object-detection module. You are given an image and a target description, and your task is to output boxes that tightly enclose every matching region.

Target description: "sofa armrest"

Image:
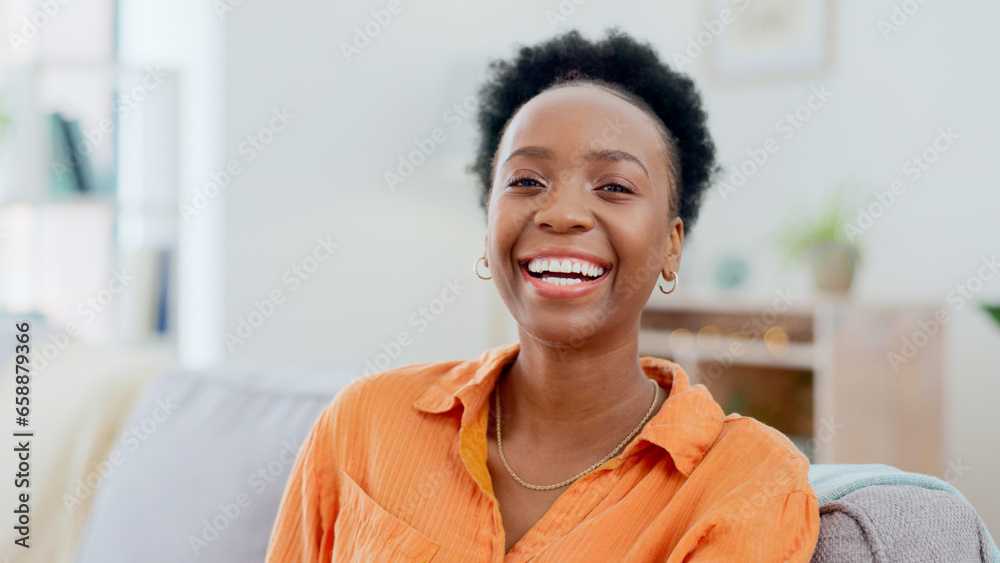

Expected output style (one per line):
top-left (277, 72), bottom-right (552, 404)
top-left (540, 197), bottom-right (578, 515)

top-left (811, 485), bottom-right (995, 563)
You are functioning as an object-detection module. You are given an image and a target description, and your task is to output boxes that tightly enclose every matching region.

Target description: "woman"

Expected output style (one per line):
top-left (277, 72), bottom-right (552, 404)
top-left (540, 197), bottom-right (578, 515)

top-left (267, 28), bottom-right (819, 562)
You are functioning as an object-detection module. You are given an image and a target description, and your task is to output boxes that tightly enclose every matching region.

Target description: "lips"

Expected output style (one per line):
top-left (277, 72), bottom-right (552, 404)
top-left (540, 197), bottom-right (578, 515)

top-left (516, 247), bottom-right (612, 299)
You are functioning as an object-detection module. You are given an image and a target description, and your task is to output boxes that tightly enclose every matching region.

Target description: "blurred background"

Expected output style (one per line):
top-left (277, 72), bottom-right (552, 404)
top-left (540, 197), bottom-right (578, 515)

top-left (0, 0), bottom-right (998, 560)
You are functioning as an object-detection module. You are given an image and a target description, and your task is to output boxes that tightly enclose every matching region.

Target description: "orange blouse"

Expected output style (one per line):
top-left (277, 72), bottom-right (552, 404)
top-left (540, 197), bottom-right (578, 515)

top-left (266, 342), bottom-right (819, 562)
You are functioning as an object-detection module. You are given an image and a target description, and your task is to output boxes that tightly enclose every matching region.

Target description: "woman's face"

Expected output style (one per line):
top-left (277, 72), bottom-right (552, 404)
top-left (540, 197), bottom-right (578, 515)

top-left (486, 84), bottom-right (684, 347)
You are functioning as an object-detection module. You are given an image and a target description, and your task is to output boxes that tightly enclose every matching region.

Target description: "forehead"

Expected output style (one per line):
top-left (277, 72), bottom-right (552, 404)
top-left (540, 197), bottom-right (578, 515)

top-left (496, 84), bottom-right (668, 171)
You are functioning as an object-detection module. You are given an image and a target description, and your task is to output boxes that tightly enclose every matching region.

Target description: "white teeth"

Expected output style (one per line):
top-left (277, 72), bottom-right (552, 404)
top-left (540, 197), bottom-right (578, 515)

top-left (526, 257), bottom-right (605, 277)
top-left (540, 276), bottom-right (583, 286)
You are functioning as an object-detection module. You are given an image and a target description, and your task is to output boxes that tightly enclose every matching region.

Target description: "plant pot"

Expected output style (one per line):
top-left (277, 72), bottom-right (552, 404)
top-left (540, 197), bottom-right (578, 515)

top-left (809, 241), bottom-right (857, 294)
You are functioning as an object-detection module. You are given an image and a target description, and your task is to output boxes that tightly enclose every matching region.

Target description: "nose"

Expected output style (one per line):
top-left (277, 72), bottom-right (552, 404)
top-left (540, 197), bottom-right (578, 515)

top-left (532, 181), bottom-right (595, 233)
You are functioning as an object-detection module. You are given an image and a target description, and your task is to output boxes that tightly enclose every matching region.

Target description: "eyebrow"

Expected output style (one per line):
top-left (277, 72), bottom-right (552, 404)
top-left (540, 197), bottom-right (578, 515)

top-left (502, 145), bottom-right (650, 180)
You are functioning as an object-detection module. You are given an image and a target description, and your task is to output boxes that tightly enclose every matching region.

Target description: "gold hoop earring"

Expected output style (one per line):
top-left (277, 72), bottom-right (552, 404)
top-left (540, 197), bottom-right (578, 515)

top-left (474, 256), bottom-right (491, 280)
top-left (658, 270), bottom-right (678, 294)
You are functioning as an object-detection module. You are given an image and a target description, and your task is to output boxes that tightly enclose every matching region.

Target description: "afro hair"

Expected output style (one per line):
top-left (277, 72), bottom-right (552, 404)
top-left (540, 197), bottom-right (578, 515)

top-left (468, 27), bottom-right (719, 236)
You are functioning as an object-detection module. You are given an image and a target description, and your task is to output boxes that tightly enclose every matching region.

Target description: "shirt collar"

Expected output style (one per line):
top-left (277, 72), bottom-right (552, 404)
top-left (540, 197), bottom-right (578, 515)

top-left (412, 341), bottom-right (725, 477)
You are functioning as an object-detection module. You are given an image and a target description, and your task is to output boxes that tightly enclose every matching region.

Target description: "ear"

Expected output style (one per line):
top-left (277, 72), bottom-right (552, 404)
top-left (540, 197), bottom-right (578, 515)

top-left (662, 216), bottom-right (685, 276)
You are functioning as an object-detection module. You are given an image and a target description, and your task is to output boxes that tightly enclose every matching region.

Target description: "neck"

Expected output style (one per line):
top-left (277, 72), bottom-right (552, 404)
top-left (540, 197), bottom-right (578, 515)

top-left (498, 324), bottom-right (663, 456)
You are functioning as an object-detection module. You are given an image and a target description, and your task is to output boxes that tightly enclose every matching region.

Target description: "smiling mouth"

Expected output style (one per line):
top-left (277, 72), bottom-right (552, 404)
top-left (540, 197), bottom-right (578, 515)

top-left (520, 258), bottom-right (609, 286)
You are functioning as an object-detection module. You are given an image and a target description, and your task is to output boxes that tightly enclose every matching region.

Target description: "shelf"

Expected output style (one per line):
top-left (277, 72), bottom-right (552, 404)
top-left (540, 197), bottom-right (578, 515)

top-left (639, 330), bottom-right (814, 371)
top-left (0, 56), bottom-right (180, 349)
top-left (639, 299), bottom-right (945, 475)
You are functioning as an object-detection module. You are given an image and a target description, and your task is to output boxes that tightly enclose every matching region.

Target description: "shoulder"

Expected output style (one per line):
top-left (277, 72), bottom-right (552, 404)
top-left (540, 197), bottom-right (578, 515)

top-left (677, 417), bottom-right (821, 560)
top-left (319, 358), bottom-right (468, 423)
top-left (717, 414), bottom-right (809, 468)
top-left (701, 414), bottom-right (814, 503)
top-left (299, 358), bottom-right (470, 466)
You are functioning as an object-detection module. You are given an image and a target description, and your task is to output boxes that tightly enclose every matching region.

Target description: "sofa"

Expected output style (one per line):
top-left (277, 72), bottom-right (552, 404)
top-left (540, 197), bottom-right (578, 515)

top-left (1, 337), bottom-right (997, 562)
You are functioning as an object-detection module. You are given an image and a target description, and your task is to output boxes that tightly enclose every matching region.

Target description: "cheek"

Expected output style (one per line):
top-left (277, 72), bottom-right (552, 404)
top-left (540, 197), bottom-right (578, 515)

top-left (486, 211), bottom-right (521, 265)
top-left (616, 209), bottom-right (660, 251)
top-left (609, 214), bottom-right (669, 290)
top-left (488, 198), bottom-right (530, 244)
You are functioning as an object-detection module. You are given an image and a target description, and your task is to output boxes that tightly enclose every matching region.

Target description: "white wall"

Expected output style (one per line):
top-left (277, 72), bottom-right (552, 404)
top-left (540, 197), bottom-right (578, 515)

top-left (221, 0), bottom-right (1000, 532)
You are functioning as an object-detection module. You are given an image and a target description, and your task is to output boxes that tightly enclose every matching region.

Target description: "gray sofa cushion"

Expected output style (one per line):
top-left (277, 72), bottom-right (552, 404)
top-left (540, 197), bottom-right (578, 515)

top-left (811, 484), bottom-right (995, 563)
top-left (74, 360), bottom-right (352, 563)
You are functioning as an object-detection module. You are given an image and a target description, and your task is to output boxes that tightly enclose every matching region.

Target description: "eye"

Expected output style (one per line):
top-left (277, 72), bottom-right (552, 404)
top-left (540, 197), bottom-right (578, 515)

top-left (599, 182), bottom-right (636, 194)
top-left (508, 175), bottom-right (543, 188)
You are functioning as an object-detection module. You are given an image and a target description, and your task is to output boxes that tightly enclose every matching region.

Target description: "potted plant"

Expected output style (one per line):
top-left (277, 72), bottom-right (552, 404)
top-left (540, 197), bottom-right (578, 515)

top-left (775, 182), bottom-right (864, 294)
top-left (983, 304), bottom-right (1000, 330)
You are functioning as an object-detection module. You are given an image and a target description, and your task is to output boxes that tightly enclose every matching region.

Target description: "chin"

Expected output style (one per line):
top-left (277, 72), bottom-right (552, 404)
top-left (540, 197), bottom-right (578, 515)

top-left (516, 315), bottom-right (604, 350)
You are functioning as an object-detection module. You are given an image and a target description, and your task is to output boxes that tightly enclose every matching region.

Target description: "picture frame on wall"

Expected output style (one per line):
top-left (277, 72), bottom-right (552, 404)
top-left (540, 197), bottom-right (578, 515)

top-left (703, 0), bottom-right (835, 85)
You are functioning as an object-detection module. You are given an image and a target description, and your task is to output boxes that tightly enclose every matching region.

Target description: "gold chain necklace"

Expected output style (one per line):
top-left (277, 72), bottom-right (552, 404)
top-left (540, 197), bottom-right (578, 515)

top-left (494, 377), bottom-right (660, 491)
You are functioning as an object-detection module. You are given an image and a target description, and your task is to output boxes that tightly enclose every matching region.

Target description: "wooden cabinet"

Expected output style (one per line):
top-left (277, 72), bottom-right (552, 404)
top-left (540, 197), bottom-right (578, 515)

top-left (640, 295), bottom-right (944, 475)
